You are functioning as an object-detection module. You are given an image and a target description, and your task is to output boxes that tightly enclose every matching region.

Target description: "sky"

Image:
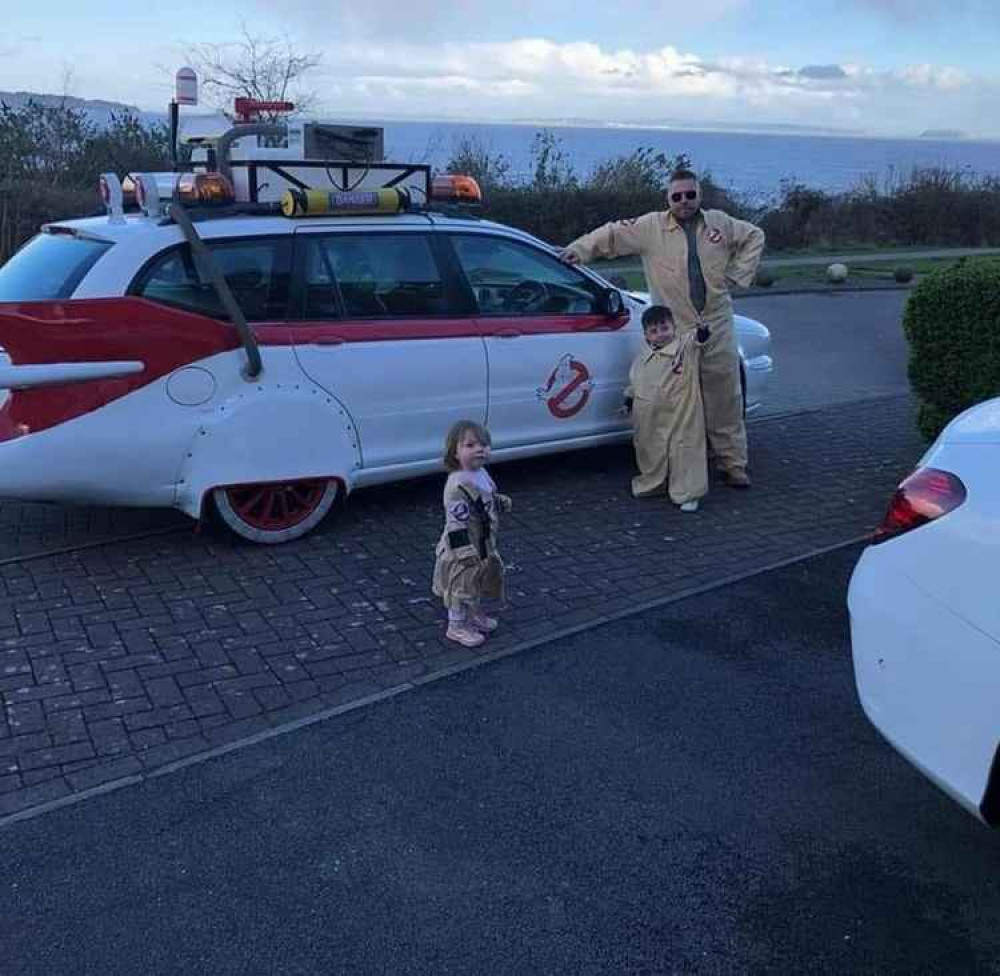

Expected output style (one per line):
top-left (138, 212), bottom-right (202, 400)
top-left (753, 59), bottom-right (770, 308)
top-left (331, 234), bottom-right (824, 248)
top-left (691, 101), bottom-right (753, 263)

top-left (1, 1), bottom-right (998, 138)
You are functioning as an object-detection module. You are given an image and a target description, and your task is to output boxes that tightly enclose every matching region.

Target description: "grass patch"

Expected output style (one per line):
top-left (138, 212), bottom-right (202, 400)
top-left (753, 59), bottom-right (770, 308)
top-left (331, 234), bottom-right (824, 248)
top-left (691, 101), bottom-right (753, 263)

top-left (589, 253), bottom-right (1000, 291)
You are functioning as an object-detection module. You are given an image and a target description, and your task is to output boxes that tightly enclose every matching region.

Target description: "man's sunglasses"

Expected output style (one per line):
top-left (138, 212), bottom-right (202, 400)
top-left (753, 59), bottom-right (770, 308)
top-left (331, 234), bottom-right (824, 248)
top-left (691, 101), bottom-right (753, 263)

top-left (670, 190), bottom-right (698, 202)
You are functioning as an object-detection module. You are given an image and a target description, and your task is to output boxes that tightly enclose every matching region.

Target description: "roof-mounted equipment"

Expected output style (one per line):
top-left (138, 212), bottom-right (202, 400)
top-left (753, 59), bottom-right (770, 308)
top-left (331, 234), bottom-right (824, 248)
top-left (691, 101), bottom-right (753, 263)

top-left (281, 187), bottom-right (412, 218)
top-left (431, 174), bottom-right (482, 205)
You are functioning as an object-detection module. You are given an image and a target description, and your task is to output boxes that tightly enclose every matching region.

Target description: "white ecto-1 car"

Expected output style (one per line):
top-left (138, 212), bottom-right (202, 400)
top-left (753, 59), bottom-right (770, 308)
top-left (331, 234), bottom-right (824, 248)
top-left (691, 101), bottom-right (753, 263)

top-left (0, 155), bottom-right (772, 544)
top-left (849, 397), bottom-right (1000, 825)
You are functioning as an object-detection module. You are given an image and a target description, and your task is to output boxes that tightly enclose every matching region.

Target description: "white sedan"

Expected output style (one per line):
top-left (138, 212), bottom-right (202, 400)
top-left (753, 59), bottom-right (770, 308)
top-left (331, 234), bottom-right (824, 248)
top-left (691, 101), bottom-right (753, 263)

top-left (849, 396), bottom-right (1000, 824)
top-left (0, 171), bottom-right (772, 544)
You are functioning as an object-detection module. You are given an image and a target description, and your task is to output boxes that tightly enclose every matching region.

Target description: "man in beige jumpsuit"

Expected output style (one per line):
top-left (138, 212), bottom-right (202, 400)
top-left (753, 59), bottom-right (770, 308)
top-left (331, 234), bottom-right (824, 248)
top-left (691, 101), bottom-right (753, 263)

top-left (561, 168), bottom-right (765, 487)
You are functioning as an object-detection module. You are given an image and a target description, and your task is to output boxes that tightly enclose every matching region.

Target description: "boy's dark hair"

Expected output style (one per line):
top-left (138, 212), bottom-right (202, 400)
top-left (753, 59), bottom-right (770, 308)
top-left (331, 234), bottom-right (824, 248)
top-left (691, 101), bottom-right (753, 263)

top-left (641, 304), bottom-right (674, 330)
top-left (669, 167), bottom-right (699, 184)
top-left (443, 420), bottom-right (492, 471)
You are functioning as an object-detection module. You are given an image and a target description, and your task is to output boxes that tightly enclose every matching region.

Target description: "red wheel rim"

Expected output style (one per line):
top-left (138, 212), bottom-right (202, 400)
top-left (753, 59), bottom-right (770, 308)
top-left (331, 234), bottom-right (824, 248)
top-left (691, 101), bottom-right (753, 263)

top-left (224, 479), bottom-right (329, 532)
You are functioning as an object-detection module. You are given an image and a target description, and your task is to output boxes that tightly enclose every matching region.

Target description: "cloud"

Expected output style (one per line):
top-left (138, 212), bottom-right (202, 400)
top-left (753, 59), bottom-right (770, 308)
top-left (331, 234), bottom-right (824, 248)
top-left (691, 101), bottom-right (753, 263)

top-left (798, 64), bottom-right (848, 80)
top-left (292, 35), bottom-right (990, 135)
top-left (315, 39), bottom-right (971, 106)
top-left (899, 64), bottom-right (970, 90)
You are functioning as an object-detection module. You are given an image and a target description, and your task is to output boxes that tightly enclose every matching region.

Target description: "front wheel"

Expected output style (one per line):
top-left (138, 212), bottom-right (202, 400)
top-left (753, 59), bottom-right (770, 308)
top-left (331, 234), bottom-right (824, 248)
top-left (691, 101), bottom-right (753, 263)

top-left (213, 478), bottom-right (339, 544)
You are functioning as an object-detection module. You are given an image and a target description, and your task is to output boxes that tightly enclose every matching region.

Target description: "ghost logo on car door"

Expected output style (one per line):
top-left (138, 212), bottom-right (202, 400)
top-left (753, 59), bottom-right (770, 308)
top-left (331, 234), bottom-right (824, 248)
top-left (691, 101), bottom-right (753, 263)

top-left (535, 354), bottom-right (593, 419)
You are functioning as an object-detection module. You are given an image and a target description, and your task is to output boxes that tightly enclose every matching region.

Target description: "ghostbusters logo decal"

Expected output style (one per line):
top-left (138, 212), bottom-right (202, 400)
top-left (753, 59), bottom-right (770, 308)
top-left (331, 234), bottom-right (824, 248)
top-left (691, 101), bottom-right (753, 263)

top-left (447, 500), bottom-right (471, 522)
top-left (536, 354), bottom-right (593, 419)
top-left (708, 228), bottom-right (724, 245)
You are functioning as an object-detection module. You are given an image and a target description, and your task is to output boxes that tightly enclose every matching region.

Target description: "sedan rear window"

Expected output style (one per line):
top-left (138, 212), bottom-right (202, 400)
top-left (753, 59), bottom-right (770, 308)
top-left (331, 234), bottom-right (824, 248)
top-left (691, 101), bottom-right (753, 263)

top-left (132, 238), bottom-right (292, 322)
top-left (0, 232), bottom-right (112, 301)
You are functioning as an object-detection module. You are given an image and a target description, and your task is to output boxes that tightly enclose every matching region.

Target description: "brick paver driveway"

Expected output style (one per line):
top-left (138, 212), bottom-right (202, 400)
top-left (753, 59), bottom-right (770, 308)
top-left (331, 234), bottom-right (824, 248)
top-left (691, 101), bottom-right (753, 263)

top-left (0, 393), bottom-right (925, 821)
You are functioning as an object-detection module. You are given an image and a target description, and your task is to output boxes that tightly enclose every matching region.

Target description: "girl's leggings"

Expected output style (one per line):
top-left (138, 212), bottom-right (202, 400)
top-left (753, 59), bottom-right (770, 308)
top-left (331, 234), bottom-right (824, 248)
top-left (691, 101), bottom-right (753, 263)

top-left (448, 600), bottom-right (479, 624)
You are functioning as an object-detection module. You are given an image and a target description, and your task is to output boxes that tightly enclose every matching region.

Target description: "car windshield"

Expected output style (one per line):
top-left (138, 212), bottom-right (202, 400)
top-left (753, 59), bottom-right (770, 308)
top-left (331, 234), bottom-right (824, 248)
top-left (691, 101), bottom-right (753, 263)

top-left (0, 232), bottom-right (112, 301)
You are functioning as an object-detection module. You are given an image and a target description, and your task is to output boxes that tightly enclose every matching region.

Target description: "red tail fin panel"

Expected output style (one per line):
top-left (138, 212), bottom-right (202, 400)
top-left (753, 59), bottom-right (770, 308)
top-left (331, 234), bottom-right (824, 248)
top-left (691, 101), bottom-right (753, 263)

top-left (0, 298), bottom-right (241, 440)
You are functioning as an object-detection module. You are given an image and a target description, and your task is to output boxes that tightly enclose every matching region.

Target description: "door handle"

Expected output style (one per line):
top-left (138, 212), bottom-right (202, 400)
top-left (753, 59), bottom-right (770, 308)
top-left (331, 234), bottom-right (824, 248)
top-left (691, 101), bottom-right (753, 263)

top-left (492, 328), bottom-right (522, 339)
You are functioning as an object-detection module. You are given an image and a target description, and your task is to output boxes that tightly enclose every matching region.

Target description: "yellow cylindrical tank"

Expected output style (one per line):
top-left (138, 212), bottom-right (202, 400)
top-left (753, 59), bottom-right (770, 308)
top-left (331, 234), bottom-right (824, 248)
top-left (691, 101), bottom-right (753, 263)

top-left (281, 187), bottom-right (409, 217)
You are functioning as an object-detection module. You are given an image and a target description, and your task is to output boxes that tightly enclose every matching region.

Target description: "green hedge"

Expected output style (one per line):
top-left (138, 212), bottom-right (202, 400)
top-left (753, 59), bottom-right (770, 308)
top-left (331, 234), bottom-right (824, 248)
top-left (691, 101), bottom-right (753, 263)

top-left (903, 258), bottom-right (1000, 440)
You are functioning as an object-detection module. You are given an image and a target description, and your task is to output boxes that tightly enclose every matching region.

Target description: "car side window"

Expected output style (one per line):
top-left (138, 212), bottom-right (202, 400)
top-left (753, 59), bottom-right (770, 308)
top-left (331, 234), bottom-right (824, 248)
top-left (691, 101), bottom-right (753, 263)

top-left (299, 234), bottom-right (449, 319)
top-left (133, 237), bottom-right (292, 322)
top-left (450, 234), bottom-right (601, 317)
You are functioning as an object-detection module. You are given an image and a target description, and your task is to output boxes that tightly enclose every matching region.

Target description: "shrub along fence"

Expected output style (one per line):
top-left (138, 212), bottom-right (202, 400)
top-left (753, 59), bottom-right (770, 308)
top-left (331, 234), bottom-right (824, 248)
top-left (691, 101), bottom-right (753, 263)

top-left (0, 100), bottom-right (172, 263)
top-left (903, 258), bottom-right (1000, 440)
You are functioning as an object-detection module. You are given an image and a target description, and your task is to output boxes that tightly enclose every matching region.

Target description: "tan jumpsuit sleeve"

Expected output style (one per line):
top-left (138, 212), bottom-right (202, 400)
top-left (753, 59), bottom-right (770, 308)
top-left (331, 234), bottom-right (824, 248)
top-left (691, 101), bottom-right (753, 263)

top-left (625, 352), bottom-right (642, 401)
top-left (564, 218), bottom-right (647, 263)
top-left (723, 215), bottom-right (766, 289)
top-left (442, 482), bottom-right (479, 562)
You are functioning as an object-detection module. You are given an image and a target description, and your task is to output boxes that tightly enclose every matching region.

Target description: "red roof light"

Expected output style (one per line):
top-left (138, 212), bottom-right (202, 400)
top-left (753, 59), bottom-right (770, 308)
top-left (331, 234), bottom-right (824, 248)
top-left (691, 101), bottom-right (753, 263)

top-left (872, 467), bottom-right (967, 544)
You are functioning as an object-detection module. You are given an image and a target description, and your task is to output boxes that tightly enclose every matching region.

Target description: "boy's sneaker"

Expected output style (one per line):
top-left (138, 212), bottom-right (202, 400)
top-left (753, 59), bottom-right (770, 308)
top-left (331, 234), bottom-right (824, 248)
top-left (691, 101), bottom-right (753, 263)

top-left (722, 469), bottom-right (751, 489)
top-left (446, 624), bottom-right (486, 648)
top-left (679, 500), bottom-right (700, 513)
top-left (469, 612), bottom-right (499, 633)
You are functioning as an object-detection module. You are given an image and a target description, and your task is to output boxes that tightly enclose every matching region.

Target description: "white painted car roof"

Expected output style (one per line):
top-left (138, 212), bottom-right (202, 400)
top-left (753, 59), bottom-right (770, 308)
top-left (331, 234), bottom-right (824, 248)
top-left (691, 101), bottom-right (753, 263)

top-left (50, 211), bottom-right (564, 299)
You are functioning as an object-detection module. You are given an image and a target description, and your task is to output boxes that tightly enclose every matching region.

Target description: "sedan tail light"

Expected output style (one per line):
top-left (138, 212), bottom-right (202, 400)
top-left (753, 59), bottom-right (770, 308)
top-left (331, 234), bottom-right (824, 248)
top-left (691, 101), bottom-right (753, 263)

top-left (872, 467), bottom-right (967, 544)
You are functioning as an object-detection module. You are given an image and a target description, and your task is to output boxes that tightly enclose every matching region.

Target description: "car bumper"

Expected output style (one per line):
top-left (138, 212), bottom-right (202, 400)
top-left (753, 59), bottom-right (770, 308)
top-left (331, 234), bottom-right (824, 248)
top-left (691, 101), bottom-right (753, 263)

top-left (848, 547), bottom-right (1000, 822)
top-left (744, 354), bottom-right (772, 413)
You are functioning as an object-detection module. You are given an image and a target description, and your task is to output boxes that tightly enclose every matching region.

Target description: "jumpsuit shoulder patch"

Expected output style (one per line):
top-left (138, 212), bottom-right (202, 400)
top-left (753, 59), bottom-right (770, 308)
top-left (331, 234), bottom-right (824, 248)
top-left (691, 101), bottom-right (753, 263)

top-left (447, 500), bottom-right (471, 522)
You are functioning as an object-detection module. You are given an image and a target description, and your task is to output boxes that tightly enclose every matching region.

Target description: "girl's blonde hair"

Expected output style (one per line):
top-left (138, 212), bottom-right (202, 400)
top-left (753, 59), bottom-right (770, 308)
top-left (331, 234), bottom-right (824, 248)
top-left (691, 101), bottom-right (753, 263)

top-left (443, 420), bottom-right (492, 471)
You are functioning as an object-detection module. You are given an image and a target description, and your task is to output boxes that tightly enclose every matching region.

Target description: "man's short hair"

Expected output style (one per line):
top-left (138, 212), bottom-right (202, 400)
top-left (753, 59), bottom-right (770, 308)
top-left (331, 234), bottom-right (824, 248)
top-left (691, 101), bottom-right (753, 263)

top-left (669, 167), bottom-right (699, 184)
top-left (641, 304), bottom-right (673, 329)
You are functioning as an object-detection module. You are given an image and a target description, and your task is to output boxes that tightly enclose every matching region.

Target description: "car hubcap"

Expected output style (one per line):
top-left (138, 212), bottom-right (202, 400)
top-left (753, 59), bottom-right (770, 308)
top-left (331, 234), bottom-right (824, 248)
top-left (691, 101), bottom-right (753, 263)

top-left (224, 479), bottom-right (329, 532)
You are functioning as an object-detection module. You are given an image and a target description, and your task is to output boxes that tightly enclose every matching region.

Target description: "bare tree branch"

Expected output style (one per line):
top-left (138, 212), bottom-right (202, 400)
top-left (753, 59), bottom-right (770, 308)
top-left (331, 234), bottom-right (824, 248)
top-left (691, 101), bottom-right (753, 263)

top-left (187, 25), bottom-right (322, 121)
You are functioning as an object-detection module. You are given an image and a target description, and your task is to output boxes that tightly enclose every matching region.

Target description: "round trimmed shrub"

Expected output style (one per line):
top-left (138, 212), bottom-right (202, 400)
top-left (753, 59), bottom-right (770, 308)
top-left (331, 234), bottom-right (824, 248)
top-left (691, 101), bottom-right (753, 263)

top-left (903, 258), bottom-right (1000, 441)
top-left (755, 268), bottom-right (775, 287)
top-left (827, 262), bottom-right (848, 283)
top-left (894, 265), bottom-right (915, 283)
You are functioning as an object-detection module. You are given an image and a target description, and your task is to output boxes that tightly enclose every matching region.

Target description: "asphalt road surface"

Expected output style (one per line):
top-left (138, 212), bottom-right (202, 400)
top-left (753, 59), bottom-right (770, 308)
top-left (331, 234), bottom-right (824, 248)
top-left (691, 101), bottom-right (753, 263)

top-left (737, 290), bottom-right (911, 418)
top-left (4, 544), bottom-right (998, 975)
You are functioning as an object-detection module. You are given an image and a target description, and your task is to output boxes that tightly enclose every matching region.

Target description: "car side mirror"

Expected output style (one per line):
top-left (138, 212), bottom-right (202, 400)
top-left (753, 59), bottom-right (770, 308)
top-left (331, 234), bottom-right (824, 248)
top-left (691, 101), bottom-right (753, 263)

top-left (600, 287), bottom-right (624, 317)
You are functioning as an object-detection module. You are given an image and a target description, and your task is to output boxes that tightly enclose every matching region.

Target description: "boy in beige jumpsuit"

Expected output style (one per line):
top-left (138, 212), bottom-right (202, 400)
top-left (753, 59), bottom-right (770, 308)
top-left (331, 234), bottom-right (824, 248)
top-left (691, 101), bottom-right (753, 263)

top-left (626, 305), bottom-right (711, 511)
top-left (562, 168), bottom-right (765, 487)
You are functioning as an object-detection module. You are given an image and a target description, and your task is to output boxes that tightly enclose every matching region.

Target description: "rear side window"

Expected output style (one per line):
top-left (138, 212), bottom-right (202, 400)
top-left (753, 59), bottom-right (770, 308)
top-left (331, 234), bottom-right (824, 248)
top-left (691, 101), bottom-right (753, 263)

top-left (132, 238), bottom-right (292, 322)
top-left (298, 233), bottom-right (450, 319)
top-left (0, 232), bottom-right (111, 301)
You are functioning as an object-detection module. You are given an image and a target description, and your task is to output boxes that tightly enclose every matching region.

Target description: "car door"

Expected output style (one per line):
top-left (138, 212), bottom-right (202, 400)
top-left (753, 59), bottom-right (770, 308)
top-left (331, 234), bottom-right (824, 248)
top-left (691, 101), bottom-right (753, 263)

top-left (290, 227), bottom-right (486, 470)
top-left (445, 231), bottom-right (634, 450)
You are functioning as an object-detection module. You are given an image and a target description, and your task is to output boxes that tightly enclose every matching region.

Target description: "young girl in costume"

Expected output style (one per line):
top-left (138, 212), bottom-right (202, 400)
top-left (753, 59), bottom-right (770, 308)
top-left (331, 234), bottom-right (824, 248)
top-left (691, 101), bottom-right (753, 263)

top-left (625, 304), bottom-right (711, 512)
top-left (432, 420), bottom-right (512, 648)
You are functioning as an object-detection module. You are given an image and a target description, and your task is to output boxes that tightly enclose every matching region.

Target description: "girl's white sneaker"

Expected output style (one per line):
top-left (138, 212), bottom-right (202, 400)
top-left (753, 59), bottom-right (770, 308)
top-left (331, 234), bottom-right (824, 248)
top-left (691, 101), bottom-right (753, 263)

top-left (446, 624), bottom-right (486, 648)
top-left (469, 612), bottom-right (499, 633)
top-left (679, 500), bottom-right (700, 513)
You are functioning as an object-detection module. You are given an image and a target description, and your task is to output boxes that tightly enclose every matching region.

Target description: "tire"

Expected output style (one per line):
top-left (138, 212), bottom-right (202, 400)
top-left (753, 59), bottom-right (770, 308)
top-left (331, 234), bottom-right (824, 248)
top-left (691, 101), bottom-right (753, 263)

top-left (739, 361), bottom-right (747, 417)
top-left (213, 478), bottom-right (339, 544)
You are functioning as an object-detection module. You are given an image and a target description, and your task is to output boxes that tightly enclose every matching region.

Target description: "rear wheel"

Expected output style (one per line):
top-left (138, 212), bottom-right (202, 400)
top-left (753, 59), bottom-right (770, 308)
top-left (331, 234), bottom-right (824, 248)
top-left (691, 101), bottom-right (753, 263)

top-left (213, 478), bottom-right (339, 544)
